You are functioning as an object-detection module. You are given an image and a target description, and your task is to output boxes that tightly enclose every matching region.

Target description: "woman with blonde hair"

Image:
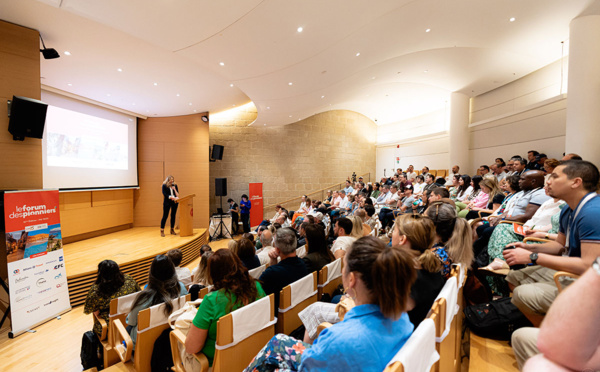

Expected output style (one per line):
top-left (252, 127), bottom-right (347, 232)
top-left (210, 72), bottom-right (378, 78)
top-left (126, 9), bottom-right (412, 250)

top-left (189, 250), bottom-right (213, 300)
top-left (161, 175), bottom-right (179, 237)
top-left (464, 177), bottom-right (505, 220)
top-left (348, 215), bottom-right (365, 238)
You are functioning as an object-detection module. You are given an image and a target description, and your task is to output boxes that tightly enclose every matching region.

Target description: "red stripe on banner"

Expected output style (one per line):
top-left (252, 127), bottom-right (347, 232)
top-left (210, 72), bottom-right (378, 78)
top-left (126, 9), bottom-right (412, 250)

top-left (249, 183), bottom-right (263, 228)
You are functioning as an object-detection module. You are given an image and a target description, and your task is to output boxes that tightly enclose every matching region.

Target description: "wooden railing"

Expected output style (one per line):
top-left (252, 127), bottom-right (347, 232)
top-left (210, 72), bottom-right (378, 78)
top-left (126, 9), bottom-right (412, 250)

top-left (262, 173), bottom-right (371, 220)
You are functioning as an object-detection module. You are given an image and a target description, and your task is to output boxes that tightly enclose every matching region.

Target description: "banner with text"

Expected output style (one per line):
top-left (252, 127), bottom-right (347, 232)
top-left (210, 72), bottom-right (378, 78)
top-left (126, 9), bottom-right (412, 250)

top-left (249, 183), bottom-right (263, 228)
top-left (4, 190), bottom-right (71, 336)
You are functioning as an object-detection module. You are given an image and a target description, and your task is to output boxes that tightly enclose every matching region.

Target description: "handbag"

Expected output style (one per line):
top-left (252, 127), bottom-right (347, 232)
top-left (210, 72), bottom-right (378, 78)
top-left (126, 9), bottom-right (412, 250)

top-left (168, 299), bottom-right (203, 372)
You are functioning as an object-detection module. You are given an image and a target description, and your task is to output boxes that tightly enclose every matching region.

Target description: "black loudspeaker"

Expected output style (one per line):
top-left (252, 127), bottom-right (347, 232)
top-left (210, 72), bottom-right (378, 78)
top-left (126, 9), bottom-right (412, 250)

top-left (215, 178), bottom-right (227, 196)
top-left (8, 96), bottom-right (48, 141)
top-left (211, 145), bottom-right (224, 160)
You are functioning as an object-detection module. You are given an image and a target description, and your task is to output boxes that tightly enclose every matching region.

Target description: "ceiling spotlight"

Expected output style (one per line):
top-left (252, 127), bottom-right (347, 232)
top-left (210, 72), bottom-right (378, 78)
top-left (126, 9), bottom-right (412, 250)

top-left (106, 94), bottom-right (111, 97)
top-left (176, 93), bottom-right (180, 97)
top-left (289, 115), bottom-right (292, 118)
top-left (219, 62), bottom-right (225, 66)
top-left (371, 76), bottom-right (376, 80)
top-left (132, 103), bottom-right (136, 106)
top-left (266, 106), bottom-right (270, 110)
top-left (67, 83), bottom-right (72, 86)
top-left (288, 82), bottom-right (293, 86)
top-left (425, 28), bottom-right (431, 33)
top-left (193, 110), bottom-right (197, 113)
top-left (264, 124), bottom-right (266, 126)
top-left (201, 115), bottom-right (209, 122)
top-left (509, 17), bottom-right (516, 22)
top-left (321, 95), bottom-right (325, 98)
top-left (355, 52), bottom-right (360, 57)
top-left (64, 51), bottom-right (71, 56)
top-left (39, 34), bottom-right (60, 59)
top-left (297, 27), bottom-right (303, 33)
top-left (117, 68), bottom-right (123, 72)
top-left (153, 82), bottom-right (158, 86)
top-left (230, 84), bottom-right (234, 87)
top-left (424, 70), bottom-right (428, 73)
top-left (188, 102), bottom-right (192, 105)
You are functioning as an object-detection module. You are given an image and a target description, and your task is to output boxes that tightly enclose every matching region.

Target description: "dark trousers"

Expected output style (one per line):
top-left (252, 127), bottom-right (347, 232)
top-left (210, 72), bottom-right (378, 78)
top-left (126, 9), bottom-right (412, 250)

top-left (241, 212), bottom-right (250, 233)
top-left (231, 212), bottom-right (239, 235)
top-left (160, 203), bottom-right (178, 229)
top-left (379, 208), bottom-right (396, 228)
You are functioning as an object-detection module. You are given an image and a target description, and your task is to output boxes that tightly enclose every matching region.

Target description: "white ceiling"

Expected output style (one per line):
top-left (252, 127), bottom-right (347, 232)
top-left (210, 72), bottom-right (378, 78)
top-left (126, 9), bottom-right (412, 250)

top-left (0, 0), bottom-right (594, 126)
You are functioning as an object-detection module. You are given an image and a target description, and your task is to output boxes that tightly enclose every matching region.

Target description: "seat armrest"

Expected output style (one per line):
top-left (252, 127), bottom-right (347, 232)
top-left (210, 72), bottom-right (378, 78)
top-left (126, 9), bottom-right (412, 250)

top-left (169, 329), bottom-right (209, 372)
top-left (110, 319), bottom-right (133, 362)
top-left (523, 237), bottom-right (551, 243)
top-left (93, 312), bottom-right (108, 341)
top-left (499, 220), bottom-right (524, 225)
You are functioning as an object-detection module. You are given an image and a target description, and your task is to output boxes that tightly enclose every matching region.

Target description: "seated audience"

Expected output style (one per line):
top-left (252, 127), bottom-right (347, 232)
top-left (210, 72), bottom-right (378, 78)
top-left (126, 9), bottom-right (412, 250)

top-left (406, 165), bottom-right (417, 180)
top-left (167, 248), bottom-right (192, 286)
top-left (456, 175), bottom-right (484, 212)
top-left (302, 224), bottom-right (335, 274)
top-left (491, 163), bottom-right (507, 183)
top-left (330, 217), bottom-right (356, 259)
top-left (245, 236), bottom-right (416, 372)
top-left (412, 189), bottom-right (432, 215)
top-left (543, 158), bottom-right (560, 183)
top-left (413, 175), bottom-right (426, 195)
top-left (258, 228), bottom-right (308, 310)
top-left (561, 153), bottom-right (582, 161)
top-left (513, 157), bottom-right (527, 176)
top-left (428, 187), bottom-right (450, 203)
top-left (455, 175), bottom-right (473, 203)
top-left (525, 150), bottom-right (541, 171)
top-left (126, 255), bottom-right (188, 348)
top-left (185, 249), bottom-right (266, 367)
top-left (422, 173), bottom-right (437, 194)
top-left (189, 250), bottom-right (213, 300)
top-left (449, 174), bottom-right (461, 200)
top-left (84, 260), bottom-right (141, 337)
top-left (354, 208), bottom-right (372, 236)
top-left (232, 237), bottom-right (261, 270)
top-left (503, 161), bottom-right (600, 327)
top-left (191, 244), bottom-right (213, 279)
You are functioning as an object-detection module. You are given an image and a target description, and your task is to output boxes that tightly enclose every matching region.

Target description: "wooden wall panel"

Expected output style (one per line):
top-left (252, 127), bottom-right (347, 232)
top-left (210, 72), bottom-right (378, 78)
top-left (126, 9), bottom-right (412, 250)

top-left (135, 114), bottom-right (209, 229)
top-left (0, 21), bottom-right (42, 191)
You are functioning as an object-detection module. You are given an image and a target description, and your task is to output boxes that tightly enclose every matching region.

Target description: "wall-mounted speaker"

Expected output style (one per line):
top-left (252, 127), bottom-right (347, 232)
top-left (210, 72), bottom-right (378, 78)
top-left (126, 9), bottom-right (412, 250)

top-left (215, 178), bottom-right (227, 196)
top-left (211, 145), bottom-right (224, 160)
top-left (8, 96), bottom-right (48, 141)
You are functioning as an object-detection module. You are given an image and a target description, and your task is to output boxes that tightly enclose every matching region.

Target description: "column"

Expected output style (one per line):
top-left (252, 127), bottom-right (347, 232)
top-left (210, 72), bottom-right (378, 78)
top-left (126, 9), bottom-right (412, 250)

top-left (448, 92), bottom-right (470, 173)
top-left (565, 7), bottom-right (600, 165)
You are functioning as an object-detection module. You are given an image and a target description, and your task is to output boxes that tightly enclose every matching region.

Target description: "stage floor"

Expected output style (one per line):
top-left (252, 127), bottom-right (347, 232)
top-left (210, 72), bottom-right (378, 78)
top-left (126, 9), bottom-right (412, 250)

top-left (63, 227), bottom-right (208, 306)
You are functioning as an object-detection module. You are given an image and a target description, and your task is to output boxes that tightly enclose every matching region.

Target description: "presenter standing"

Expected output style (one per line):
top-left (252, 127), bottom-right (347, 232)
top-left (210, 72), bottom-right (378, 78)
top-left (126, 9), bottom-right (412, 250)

top-left (161, 175), bottom-right (179, 237)
top-left (240, 194), bottom-right (251, 233)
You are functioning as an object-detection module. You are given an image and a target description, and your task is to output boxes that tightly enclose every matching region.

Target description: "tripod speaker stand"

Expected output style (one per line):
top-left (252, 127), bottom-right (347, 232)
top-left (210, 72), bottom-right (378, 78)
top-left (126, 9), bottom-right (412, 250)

top-left (210, 195), bottom-right (232, 241)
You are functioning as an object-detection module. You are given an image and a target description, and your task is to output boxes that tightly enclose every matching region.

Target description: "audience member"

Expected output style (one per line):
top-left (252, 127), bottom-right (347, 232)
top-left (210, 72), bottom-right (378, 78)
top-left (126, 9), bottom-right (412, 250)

top-left (449, 174), bottom-right (461, 200)
top-left (406, 165), bottom-right (417, 180)
top-left (185, 249), bottom-right (266, 367)
top-left (513, 157), bottom-right (527, 176)
top-left (167, 248), bottom-right (192, 286)
top-left (561, 153), bottom-right (582, 161)
top-left (464, 178), bottom-right (505, 219)
top-left (491, 163), bottom-right (507, 183)
top-left (227, 198), bottom-right (240, 235)
top-left (258, 228), bottom-right (308, 310)
top-left (84, 260), bottom-right (140, 337)
top-left (422, 173), bottom-right (437, 194)
top-left (127, 255), bottom-right (187, 348)
top-left (413, 175), bottom-right (426, 195)
top-left (330, 217), bottom-right (357, 259)
top-left (525, 150), bottom-right (541, 170)
top-left (189, 250), bottom-right (213, 300)
top-left (256, 230), bottom-right (275, 265)
top-left (246, 237), bottom-right (416, 371)
top-left (302, 224), bottom-right (335, 273)
top-left (232, 238), bottom-right (261, 270)
top-left (456, 175), bottom-right (473, 203)
top-left (457, 176), bottom-right (489, 218)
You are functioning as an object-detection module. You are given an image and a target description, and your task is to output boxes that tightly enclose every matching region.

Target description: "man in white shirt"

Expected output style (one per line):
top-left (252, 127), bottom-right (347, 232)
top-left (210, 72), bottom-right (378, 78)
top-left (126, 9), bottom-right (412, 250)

top-left (166, 249), bottom-right (192, 286)
top-left (330, 217), bottom-right (357, 259)
top-left (256, 229), bottom-right (275, 265)
top-left (446, 165), bottom-right (460, 184)
top-left (491, 163), bottom-right (507, 183)
top-left (406, 165), bottom-right (417, 181)
top-left (378, 185), bottom-right (400, 228)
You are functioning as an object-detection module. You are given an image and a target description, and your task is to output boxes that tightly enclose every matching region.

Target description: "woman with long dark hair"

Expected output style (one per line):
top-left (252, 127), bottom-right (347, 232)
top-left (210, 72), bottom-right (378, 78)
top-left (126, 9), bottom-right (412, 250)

top-left (456, 175), bottom-right (472, 203)
top-left (185, 249), bottom-right (266, 367)
top-left (84, 260), bottom-right (140, 337)
top-left (161, 175), bottom-right (179, 237)
top-left (232, 237), bottom-right (261, 270)
top-left (302, 224), bottom-right (334, 273)
top-left (126, 255), bottom-right (187, 347)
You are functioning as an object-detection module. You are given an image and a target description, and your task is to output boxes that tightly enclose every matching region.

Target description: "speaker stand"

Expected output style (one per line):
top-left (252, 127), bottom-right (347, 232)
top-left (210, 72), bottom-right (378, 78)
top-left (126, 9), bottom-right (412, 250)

top-left (210, 196), bottom-right (232, 241)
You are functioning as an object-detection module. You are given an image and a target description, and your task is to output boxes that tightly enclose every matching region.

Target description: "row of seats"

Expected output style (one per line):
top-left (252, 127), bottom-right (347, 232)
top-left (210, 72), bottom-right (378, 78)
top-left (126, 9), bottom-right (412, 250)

top-left (89, 257), bottom-right (344, 372)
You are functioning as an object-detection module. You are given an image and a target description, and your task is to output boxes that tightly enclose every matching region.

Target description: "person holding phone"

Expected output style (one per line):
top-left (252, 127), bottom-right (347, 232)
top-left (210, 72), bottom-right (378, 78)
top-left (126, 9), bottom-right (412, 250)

top-left (240, 194), bottom-right (252, 233)
top-left (161, 175), bottom-right (179, 237)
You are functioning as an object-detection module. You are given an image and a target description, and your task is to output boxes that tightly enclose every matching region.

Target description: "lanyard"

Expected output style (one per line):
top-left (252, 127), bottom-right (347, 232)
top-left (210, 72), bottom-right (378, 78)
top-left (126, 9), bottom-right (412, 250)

top-left (565, 192), bottom-right (598, 254)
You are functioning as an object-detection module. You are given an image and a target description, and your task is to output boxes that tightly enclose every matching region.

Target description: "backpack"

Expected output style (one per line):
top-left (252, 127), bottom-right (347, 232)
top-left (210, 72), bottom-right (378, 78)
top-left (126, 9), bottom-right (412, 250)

top-left (80, 330), bottom-right (103, 370)
top-left (464, 297), bottom-right (532, 340)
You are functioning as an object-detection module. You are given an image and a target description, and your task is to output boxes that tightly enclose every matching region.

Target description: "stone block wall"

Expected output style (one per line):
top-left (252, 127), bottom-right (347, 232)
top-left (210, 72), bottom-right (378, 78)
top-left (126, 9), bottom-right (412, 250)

top-left (208, 104), bottom-right (377, 218)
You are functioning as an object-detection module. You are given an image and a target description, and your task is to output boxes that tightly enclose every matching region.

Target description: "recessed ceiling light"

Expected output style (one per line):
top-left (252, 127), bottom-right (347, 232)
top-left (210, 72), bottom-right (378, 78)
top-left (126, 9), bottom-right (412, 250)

top-left (509, 17), bottom-right (516, 22)
top-left (106, 93), bottom-right (111, 97)
top-left (219, 62), bottom-right (225, 66)
top-left (117, 68), bottom-right (122, 72)
top-left (64, 51), bottom-right (71, 56)
top-left (132, 103), bottom-right (136, 106)
top-left (153, 82), bottom-right (158, 86)
top-left (188, 102), bottom-right (192, 105)
top-left (289, 115), bottom-right (292, 118)
top-left (193, 110), bottom-right (197, 112)
top-left (176, 93), bottom-right (180, 97)
top-left (230, 84), bottom-right (234, 87)
top-left (425, 28), bottom-right (431, 33)
top-left (67, 83), bottom-right (72, 86)
top-left (424, 70), bottom-right (428, 73)
top-left (355, 52), bottom-right (360, 57)
top-left (129, 118), bottom-right (133, 121)
top-left (297, 27), bottom-right (303, 33)
top-left (288, 82), bottom-right (293, 86)
top-left (321, 95), bottom-right (325, 98)
top-left (266, 106), bottom-right (270, 110)
top-left (264, 123), bottom-right (266, 126)
top-left (232, 104), bottom-right (236, 107)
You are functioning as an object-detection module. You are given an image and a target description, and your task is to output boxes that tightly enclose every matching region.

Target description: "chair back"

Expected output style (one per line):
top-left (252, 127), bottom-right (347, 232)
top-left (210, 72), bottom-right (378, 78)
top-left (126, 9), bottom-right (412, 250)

top-left (134, 294), bottom-right (191, 372)
top-left (277, 272), bottom-right (318, 334)
top-left (432, 276), bottom-right (458, 372)
top-left (437, 170), bottom-right (447, 179)
top-left (102, 290), bottom-right (141, 368)
top-left (296, 245), bottom-right (307, 258)
top-left (212, 294), bottom-right (276, 372)
top-left (384, 318), bottom-right (439, 372)
top-left (249, 264), bottom-right (267, 279)
top-left (317, 258), bottom-right (343, 300)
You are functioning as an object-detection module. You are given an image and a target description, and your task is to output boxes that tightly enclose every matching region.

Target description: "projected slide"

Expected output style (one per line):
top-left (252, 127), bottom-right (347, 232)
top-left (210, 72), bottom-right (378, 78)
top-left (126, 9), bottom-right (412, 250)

top-left (46, 107), bottom-right (128, 170)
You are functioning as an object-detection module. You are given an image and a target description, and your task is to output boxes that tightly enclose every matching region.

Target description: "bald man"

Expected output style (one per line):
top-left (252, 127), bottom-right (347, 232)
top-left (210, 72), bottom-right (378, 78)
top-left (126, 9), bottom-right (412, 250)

top-left (562, 153), bottom-right (583, 161)
top-left (256, 229), bottom-right (275, 265)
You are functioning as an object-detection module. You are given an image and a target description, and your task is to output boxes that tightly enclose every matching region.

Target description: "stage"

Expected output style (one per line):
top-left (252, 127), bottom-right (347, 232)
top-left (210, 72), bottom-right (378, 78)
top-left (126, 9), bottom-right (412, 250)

top-left (63, 227), bottom-right (208, 306)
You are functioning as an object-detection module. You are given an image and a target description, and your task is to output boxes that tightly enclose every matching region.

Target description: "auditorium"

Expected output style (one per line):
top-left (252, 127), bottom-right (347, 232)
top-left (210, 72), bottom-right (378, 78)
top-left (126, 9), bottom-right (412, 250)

top-left (1, 1), bottom-right (600, 371)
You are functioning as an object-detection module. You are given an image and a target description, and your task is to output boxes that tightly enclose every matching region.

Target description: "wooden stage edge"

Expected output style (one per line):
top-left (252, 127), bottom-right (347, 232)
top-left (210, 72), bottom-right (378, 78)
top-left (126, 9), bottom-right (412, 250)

top-left (63, 227), bottom-right (208, 307)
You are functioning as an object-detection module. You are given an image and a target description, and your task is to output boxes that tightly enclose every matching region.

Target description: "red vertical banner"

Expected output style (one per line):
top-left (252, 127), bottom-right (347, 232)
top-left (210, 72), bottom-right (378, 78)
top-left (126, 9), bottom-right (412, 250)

top-left (249, 183), bottom-right (263, 228)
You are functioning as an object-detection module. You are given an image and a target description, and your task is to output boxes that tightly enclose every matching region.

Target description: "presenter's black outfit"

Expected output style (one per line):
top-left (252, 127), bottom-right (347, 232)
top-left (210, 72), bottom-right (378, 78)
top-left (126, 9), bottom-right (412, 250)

top-left (161, 184), bottom-right (179, 230)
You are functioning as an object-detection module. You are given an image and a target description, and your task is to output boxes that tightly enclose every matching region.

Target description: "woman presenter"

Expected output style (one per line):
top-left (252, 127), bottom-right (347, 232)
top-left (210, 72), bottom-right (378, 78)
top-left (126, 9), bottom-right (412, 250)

top-left (161, 175), bottom-right (179, 237)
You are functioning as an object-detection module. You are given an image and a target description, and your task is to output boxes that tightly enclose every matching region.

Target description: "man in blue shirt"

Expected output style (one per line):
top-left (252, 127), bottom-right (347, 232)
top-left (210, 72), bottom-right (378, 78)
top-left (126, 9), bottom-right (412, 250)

top-left (504, 160), bottom-right (600, 327)
top-left (343, 180), bottom-right (354, 195)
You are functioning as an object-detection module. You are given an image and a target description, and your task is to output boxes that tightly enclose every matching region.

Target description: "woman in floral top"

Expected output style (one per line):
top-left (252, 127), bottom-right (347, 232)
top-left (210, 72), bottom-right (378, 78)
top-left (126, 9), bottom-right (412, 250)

top-left (84, 260), bottom-right (140, 337)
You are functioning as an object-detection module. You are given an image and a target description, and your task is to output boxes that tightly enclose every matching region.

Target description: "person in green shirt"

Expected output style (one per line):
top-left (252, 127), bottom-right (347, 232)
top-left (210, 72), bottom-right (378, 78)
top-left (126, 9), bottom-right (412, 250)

top-left (185, 248), bottom-right (266, 366)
